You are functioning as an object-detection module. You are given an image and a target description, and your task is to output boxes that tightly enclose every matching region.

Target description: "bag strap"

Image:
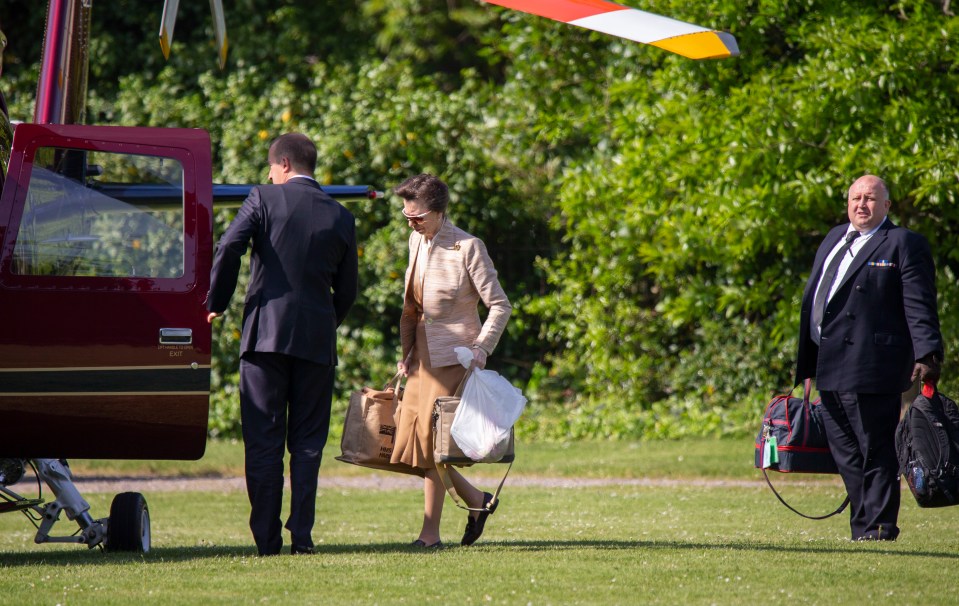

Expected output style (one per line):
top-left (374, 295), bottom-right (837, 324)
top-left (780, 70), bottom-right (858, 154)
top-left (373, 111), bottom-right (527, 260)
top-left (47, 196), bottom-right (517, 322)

top-left (452, 367), bottom-right (473, 398)
top-left (761, 466), bottom-right (849, 520)
top-left (435, 460), bottom-right (512, 513)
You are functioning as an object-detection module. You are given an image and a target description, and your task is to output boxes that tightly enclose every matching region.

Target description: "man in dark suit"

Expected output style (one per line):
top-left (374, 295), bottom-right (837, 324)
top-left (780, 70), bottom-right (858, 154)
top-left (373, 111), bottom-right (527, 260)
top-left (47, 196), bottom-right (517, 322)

top-left (207, 133), bottom-right (358, 555)
top-left (796, 174), bottom-right (943, 541)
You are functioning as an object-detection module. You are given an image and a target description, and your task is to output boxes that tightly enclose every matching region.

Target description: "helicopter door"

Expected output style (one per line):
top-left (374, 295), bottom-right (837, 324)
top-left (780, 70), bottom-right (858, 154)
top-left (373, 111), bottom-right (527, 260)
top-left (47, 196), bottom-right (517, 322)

top-left (0, 124), bottom-right (213, 460)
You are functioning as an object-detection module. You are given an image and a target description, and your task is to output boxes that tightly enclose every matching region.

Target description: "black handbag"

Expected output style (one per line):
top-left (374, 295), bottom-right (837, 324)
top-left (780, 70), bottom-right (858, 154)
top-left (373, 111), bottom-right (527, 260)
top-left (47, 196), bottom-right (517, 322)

top-left (755, 379), bottom-right (849, 519)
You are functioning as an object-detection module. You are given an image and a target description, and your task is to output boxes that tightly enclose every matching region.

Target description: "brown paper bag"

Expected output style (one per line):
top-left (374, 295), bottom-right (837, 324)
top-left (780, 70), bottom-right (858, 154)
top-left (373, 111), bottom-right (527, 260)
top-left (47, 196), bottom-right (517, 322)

top-left (336, 373), bottom-right (424, 477)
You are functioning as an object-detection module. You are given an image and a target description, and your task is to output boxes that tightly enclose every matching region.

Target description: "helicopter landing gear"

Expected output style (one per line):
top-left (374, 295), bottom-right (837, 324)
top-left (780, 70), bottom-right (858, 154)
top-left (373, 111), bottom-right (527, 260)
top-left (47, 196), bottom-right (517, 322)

top-left (0, 458), bottom-right (150, 553)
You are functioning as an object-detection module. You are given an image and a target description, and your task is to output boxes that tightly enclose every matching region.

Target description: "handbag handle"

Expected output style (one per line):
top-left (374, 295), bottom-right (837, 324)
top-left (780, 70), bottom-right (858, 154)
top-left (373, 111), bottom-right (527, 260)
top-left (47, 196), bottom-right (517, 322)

top-left (789, 378), bottom-right (813, 402)
top-left (384, 371), bottom-right (404, 391)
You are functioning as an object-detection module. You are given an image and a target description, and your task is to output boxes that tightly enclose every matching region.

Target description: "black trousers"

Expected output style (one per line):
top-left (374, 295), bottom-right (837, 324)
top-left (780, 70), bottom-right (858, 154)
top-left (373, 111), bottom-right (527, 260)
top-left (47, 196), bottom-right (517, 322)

top-left (239, 351), bottom-right (334, 555)
top-left (819, 390), bottom-right (901, 540)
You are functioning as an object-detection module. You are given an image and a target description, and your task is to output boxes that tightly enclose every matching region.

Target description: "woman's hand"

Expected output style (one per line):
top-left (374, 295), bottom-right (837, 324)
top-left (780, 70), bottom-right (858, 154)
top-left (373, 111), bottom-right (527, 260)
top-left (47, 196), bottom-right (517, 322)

top-left (397, 360), bottom-right (409, 377)
top-left (471, 347), bottom-right (487, 370)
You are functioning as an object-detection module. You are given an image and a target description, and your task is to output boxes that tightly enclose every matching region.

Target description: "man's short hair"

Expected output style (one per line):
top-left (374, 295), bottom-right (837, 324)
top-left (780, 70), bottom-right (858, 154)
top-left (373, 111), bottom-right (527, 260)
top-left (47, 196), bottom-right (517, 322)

top-left (393, 173), bottom-right (449, 213)
top-left (269, 133), bottom-right (317, 174)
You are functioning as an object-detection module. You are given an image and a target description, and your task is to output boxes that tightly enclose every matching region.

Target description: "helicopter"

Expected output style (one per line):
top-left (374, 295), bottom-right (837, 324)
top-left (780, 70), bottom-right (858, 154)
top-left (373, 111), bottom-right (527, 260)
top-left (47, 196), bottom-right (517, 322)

top-left (0, 0), bottom-right (737, 554)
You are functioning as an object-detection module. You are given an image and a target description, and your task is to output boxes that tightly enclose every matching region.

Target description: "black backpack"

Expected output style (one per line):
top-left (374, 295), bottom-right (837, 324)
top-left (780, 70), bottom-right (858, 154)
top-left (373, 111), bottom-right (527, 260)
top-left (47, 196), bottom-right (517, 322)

top-left (896, 390), bottom-right (959, 508)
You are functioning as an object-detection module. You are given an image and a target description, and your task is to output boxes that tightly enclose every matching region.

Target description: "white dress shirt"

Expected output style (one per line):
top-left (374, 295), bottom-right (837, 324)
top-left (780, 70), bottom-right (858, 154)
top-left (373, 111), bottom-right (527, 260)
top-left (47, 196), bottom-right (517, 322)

top-left (810, 217), bottom-right (887, 342)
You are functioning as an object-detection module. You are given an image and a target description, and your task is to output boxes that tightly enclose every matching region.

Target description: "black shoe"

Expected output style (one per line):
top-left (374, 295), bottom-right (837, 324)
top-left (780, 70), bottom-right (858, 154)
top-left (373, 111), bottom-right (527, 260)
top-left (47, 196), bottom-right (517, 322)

top-left (855, 526), bottom-right (900, 542)
top-left (411, 539), bottom-right (443, 549)
top-left (291, 545), bottom-right (315, 555)
top-left (257, 538), bottom-right (282, 556)
top-left (461, 492), bottom-right (499, 546)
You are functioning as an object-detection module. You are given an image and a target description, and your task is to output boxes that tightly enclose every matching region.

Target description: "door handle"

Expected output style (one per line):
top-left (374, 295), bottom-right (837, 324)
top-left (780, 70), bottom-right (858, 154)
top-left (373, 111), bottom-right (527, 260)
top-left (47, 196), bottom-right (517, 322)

top-left (159, 328), bottom-right (193, 345)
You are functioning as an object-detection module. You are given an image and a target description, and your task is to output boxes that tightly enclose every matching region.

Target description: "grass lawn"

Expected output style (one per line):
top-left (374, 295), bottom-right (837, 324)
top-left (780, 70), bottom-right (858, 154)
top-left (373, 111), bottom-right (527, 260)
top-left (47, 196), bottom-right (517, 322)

top-left (2, 438), bottom-right (958, 605)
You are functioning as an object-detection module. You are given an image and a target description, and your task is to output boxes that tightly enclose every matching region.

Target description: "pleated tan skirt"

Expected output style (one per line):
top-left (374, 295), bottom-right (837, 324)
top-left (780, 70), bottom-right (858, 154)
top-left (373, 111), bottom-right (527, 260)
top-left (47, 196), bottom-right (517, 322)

top-left (391, 315), bottom-right (467, 469)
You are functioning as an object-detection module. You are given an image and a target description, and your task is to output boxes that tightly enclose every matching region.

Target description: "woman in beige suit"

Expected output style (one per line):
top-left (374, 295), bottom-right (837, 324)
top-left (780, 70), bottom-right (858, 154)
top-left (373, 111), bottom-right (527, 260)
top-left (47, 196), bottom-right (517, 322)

top-left (391, 174), bottom-right (512, 548)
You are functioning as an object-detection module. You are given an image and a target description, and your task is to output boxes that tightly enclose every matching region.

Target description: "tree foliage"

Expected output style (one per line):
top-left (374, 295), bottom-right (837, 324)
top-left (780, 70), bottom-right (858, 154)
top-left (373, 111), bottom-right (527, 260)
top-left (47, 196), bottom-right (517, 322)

top-left (2, 0), bottom-right (957, 440)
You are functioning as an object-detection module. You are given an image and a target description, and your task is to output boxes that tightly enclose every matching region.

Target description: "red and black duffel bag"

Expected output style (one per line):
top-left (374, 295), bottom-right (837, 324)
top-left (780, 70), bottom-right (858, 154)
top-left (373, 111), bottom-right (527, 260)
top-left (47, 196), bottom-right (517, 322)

top-left (755, 380), bottom-right (836, 473)
top-left (754, 379), bottom-right (849, 519)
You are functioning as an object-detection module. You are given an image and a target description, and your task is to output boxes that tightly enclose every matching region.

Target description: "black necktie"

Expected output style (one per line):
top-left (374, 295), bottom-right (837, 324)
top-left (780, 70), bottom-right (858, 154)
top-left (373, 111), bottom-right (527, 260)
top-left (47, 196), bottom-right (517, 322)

top-left (812, 231), bottom-right (861, 340)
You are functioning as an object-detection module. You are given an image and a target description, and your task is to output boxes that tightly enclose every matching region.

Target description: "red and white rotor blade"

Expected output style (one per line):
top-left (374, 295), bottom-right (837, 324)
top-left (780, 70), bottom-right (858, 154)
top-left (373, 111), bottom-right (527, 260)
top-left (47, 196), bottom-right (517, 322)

top-left (483, 0), bottom-right (739, 59)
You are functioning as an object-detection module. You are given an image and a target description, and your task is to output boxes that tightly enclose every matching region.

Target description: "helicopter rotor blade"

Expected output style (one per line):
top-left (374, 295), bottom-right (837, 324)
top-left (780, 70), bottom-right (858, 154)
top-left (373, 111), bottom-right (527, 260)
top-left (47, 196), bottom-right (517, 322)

top-left (482, 0), bottom-right (739, 59)
top-left (159, 0), bottom-right (229, 69)
top-left (209, 0), bottom-right (228, 70)
top-left (158, 0), bottom-right (180, 60)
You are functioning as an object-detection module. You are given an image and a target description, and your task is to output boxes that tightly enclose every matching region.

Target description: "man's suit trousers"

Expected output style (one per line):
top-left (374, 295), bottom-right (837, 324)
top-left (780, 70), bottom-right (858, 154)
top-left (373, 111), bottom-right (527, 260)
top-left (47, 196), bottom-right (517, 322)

top-left (240, 351), bottom-right (334, 555)
top-left (819, 390), bottom-right (901, 540)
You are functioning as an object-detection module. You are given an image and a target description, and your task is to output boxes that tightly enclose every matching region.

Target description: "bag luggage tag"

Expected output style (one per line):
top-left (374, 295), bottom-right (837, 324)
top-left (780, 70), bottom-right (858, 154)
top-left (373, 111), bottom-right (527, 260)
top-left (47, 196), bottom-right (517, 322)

top-left (761, 427), bottom-right (779, 468)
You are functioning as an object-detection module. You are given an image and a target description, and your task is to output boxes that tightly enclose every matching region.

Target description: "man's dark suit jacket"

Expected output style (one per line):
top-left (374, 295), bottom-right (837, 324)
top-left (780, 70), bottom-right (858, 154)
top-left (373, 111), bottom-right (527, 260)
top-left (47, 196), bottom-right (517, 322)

top-left (795, 219), bottom-right (942, 393)
top-left (207, 178), bottom-right (358, 366)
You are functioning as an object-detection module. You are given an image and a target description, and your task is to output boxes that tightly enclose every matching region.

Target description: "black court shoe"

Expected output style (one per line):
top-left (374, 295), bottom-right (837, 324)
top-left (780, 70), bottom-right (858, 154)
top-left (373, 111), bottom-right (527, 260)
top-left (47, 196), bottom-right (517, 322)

top-left (461, 492), bottom-right (499, 546)
top-left (411, 539), bottom-right (444, 549)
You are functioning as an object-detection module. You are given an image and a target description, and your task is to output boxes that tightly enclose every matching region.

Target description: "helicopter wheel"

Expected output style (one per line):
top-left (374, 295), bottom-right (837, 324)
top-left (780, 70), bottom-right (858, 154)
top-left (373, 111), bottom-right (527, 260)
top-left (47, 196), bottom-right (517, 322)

top-left (105, 492), bottom-right (151, 553)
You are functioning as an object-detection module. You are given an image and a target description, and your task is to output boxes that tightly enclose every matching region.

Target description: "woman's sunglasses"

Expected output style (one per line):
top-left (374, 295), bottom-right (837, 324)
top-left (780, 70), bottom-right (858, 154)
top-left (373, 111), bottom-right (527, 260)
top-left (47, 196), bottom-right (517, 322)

top-left (402, 209), bottom-right (432, 224)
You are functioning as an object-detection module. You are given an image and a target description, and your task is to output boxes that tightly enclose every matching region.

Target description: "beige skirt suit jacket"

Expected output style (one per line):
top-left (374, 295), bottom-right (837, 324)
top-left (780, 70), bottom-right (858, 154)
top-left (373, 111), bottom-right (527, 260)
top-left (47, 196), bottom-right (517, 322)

top-left (391, 219), bottom-right (512, 468)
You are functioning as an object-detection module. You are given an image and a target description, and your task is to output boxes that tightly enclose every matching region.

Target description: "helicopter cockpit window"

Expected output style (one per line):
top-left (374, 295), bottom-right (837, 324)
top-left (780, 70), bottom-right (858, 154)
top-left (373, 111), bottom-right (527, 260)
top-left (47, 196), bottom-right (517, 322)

top-left (12, 147), bottom-right (185, 278)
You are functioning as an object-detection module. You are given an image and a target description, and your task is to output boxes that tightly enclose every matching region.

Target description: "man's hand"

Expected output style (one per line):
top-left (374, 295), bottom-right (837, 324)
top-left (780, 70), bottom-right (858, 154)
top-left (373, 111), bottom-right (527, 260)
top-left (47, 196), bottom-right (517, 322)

top-left (912, 353), bottom-right (942, 386)
top-left (207, 312), bottom-right (221, 324)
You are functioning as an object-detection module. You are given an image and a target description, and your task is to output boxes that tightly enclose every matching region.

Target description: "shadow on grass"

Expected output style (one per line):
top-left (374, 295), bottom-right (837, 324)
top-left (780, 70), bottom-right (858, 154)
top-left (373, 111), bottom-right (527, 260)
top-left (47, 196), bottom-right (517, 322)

top-left (487, 539), bottom-right (959, 560)
top-left (1, 538), bottom-right (957, 566)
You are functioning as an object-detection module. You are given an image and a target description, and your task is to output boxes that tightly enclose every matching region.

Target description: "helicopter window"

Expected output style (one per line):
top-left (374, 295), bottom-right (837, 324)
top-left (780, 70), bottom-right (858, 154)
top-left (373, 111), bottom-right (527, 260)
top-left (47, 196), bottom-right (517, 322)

top-left (11, 148), bottom-right (185, 278)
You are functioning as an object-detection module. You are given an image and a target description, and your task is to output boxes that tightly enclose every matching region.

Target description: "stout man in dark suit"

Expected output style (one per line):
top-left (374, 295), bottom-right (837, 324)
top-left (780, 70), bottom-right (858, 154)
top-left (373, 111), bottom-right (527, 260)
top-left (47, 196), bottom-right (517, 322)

top-left (207, 133), bottom-right (358, 555)
top-left (796, 174), bottom-right (943, 541)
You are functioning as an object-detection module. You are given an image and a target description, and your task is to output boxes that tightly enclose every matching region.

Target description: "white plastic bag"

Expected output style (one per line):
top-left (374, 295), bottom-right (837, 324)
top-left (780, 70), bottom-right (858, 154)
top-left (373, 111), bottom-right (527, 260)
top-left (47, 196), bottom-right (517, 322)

top-left (450, 347), bottom-right (527, 461)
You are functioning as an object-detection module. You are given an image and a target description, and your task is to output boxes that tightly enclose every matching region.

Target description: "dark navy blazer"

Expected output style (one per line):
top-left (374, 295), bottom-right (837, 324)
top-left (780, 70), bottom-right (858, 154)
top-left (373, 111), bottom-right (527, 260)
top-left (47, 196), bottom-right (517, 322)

top-left (208, 178), bottom-right (358, 366)
top-left (795, 219), bottom-right (942, 393)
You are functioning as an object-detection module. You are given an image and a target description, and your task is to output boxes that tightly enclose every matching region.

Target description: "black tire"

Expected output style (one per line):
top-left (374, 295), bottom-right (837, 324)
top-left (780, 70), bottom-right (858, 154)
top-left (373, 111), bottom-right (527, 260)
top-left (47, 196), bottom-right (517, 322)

top-left (105, 492), bottom-right (151, 553)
